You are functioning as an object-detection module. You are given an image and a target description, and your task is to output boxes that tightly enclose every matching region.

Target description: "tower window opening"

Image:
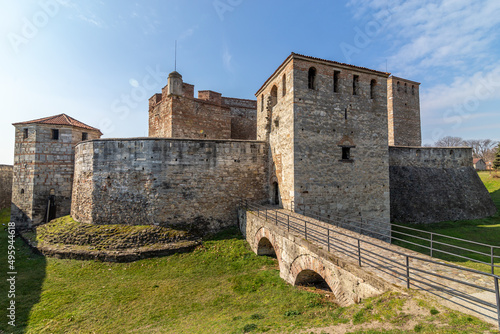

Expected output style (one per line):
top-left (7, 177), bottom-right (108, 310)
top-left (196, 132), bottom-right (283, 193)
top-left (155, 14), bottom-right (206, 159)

top-left (370, 79), bottom-right (376, 99)
top-left (342, 147), bottom-right (350, 160)
top-left (82, 132), bottom-right (88, 141)
top-left (21, 189), bottom-right (24, 195)
top-left (404, 83), bottom-right (407, 93)
top-left (271, 85), bottom-right (278, 107)
top-left (51, 129), bottom-right (59, 140)
top-left (412, 85), bottom-right (415, 95)
top-left (397, 81), bottom-right (401, 92)
top-left (308, 67), bottom-right (316, 90)
top-left (333, 71), bottom-right (340, 93)
top-left (261, 94), bottom-right (264, 112)
top-left (23, 128), bottom-right (28, 139)
top-left (352, 75), bottom-right (359, 95)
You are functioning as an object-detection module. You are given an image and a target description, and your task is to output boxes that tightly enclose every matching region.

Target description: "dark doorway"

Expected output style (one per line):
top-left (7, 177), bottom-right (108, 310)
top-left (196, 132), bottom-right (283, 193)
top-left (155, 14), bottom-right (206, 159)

top-left (272, 182), bottom-right (279, 205)
top-left (46, 195), bottom-right (56, 222)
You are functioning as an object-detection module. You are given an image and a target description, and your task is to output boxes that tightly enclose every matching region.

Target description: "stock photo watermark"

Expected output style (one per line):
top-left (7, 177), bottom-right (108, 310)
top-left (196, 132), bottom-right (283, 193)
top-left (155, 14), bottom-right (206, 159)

top-left (6, 222), bottom-right (17, 327)
top-left (99, 65), bottom-right (168, 135)
top-left (7, 0), bottom-right (63, 55)
top-left (213, 0), bottom-right (244, 21)
top-left (340, 7), bottom-right (393, 63)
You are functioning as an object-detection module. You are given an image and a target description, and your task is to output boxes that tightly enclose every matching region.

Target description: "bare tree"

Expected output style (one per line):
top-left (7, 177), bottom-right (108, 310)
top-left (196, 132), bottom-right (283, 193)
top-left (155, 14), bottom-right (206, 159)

top-left (433, 136), bottom-right (465, 147)
top-left (463, 139), bottom-right (498, 160)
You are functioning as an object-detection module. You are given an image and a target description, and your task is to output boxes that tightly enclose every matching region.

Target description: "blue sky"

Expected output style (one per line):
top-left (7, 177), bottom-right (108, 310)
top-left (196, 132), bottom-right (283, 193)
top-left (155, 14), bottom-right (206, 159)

top-left (1, 0), bottom-right (500, 164)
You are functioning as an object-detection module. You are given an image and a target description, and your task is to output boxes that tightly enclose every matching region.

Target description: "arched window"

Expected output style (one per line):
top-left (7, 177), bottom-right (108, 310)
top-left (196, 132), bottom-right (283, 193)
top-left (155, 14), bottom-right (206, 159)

top-left (308, 67), bottom-right (316, 90)
top-left (370, 79), bottom-right (376, 99)
top-left (282, 74), bottom-right (286, 97)
top-left (261, 94), bottom-right (264, 112)
top-left (271, 85), bottom-right (278, 107)
top-left (397, 81), bottom-right (401, 92)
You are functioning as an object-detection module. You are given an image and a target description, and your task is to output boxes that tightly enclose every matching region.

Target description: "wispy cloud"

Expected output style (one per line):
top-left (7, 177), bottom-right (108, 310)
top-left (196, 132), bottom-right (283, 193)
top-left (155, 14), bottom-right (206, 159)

top-left (222, 46), bottom-right (233, 73)
top-left (348, 0), bottom-right (500, 77)
top-left (178, 26), bottom-right (198, 41)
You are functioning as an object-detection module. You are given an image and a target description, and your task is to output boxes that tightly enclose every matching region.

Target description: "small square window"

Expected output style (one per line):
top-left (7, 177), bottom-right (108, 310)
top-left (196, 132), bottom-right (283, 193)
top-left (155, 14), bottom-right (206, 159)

top-left (23, 128), bottom-right (28, 139)
top-left (342, 147), bottom-right (350, 160)
top-left (82, 132), bottom-right (88, 141)
top-left (51, 129), bottom-right (59, 140)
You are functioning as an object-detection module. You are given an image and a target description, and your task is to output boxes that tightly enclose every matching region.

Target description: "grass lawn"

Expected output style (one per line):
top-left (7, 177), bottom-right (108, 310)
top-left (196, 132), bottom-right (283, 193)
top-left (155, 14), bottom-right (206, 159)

top-left (0, 208), bottom-right (496, 333)
top-left (392, 171), bottom-right (500, 274)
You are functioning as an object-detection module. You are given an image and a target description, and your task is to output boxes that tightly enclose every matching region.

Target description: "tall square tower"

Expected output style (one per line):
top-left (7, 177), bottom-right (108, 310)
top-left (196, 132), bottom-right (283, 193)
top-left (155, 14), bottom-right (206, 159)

top-left (256, 53), bottom-right (391, 234)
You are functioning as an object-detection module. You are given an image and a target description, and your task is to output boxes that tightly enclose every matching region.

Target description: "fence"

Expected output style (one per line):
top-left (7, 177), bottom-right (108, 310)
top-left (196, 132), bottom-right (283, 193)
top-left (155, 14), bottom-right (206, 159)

top-left (291, 201), bottom-right (500, 275)
top-left (240, 200), bottom-right (500, 329)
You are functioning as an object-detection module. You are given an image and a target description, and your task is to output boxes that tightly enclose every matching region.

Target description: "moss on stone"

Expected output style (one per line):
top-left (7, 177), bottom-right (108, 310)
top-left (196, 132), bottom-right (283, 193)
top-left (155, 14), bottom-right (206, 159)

top-left (35, 216), bottom-right (194, 250)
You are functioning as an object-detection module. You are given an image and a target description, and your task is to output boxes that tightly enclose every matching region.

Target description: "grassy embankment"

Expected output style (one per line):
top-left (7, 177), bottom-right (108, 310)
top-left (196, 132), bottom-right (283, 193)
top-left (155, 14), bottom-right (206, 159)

top-left (392, 171), bottom-right (500, 274)
top-left (0, 208), bottom-right (496, 333)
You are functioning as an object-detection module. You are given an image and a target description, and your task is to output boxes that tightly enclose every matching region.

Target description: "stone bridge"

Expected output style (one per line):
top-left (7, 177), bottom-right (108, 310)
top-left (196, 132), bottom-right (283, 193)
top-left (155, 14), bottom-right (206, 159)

top-left (238, 204), bottom-right (500, 327)
top-left (237, 206), bottom-right (394, 306)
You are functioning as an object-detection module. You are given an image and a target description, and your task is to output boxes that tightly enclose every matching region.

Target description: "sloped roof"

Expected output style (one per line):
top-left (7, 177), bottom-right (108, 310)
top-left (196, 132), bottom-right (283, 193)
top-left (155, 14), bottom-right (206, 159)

top-left (473, 158), bottom-right (484, 164)
top-left (13, 114), bottom-right (102, 135)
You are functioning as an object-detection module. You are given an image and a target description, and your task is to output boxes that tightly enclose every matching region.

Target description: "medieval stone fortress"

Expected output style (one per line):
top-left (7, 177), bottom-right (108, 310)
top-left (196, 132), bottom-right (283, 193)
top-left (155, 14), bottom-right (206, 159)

top-left (10, 53), bottom-right (496, 234)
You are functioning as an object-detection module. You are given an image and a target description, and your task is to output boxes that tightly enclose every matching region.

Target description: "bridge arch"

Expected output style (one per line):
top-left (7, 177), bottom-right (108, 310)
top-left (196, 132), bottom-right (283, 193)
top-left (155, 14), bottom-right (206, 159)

top-left (290, 254), bottom-right (350, 306)
top-left (253, 227), bottom-right (282, 265)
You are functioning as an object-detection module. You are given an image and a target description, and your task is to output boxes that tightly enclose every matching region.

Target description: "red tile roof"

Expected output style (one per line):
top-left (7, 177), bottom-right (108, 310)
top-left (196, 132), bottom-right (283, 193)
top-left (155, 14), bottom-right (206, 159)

top-left (13, 114), bottom-right (102, 135)
top-left (473, 158), bottom-right (483, 164)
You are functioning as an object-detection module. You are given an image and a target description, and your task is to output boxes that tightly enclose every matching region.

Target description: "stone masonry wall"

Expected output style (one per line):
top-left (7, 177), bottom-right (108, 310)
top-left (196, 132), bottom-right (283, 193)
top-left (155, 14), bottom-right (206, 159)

top-left (149, 82), bottom-right (256, 140)
top-left (71, 138), bottom-right (268, 233)
top-left (389, 146), bottom-right (497, 223)
top-left (223, 97), bottom-right (257, 140)
top-left (387, 77), bottom-right (421, 146)
top-left (256, 58), bottom-right (295, 209)
top-left (292, 57), bottom-right (391, 235)
top-left (0, 165), bottom-right (13, 210)
top-left (11, 124), bottom-right (101, 228)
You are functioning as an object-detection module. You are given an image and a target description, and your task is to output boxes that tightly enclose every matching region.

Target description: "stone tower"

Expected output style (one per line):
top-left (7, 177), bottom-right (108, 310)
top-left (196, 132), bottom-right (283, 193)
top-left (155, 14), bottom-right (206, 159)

top-left (11, 114), bottom-right (102, 228)
top-left (148, 71), bottom-right (257, 140)
top-left (387, 76), bottom-right (421, 146)
top-left (256, 53), bottom-right (391, 235)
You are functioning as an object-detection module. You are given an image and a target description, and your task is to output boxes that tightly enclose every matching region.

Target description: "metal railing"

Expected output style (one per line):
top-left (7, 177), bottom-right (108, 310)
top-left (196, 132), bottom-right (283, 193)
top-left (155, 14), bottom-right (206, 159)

top-left (290, 201), bottom-right (500, 275)
top-left (240, 200), bottom-right (500, 329)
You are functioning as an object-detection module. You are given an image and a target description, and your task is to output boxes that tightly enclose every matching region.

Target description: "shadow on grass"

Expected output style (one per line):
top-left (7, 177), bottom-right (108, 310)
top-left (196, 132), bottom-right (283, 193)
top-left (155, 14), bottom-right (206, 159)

top-left (0, 208), bottom-right (46, 334)
top-left (203, 225), bottom-right (244, 242)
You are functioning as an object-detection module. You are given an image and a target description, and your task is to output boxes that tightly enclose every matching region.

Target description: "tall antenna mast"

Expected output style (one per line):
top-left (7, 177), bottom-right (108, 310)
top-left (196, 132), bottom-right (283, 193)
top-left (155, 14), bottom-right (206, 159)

top-left (175, 40), bottom-right (177, 71)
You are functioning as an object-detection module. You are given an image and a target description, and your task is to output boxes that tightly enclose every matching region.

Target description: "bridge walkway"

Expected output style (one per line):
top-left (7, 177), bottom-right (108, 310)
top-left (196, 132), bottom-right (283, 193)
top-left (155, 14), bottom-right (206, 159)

top-left (243, 203), bottom-right (500, 327)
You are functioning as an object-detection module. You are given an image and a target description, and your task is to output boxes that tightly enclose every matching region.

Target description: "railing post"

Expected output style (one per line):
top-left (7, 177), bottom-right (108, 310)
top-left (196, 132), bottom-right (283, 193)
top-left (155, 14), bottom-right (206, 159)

top-left (358, 239), bottom-right (361, 267)
top-left (287, 214), bottom-right (290, 232)
top-left (430, 233), bottom-right (434, 257)
top-left (492, 247), bottom-right (495, 275)
top-left (494, 276), bottom-right (500, 331)
top-left (265, 209), bottom-right (267, 221)
top-left (276, 210), bottom-right (278, 225)
top-left (327, 228), bottom-right (330, 252)
top-left (406, 256), bottom-right (410, 289)
top-left (305, 221), bottom-right (307, 240)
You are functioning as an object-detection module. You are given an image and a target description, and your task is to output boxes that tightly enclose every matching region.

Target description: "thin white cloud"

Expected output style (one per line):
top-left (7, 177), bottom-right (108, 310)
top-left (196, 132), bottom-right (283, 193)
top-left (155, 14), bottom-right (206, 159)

top-left (178, 26), bottom-right (198, 41)
top-left (222, 46), bottom-right (233, 73)
top-left (348, 0), bottom-right (500, 76)
top-left (421, 63), bottom-right (500, 114)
